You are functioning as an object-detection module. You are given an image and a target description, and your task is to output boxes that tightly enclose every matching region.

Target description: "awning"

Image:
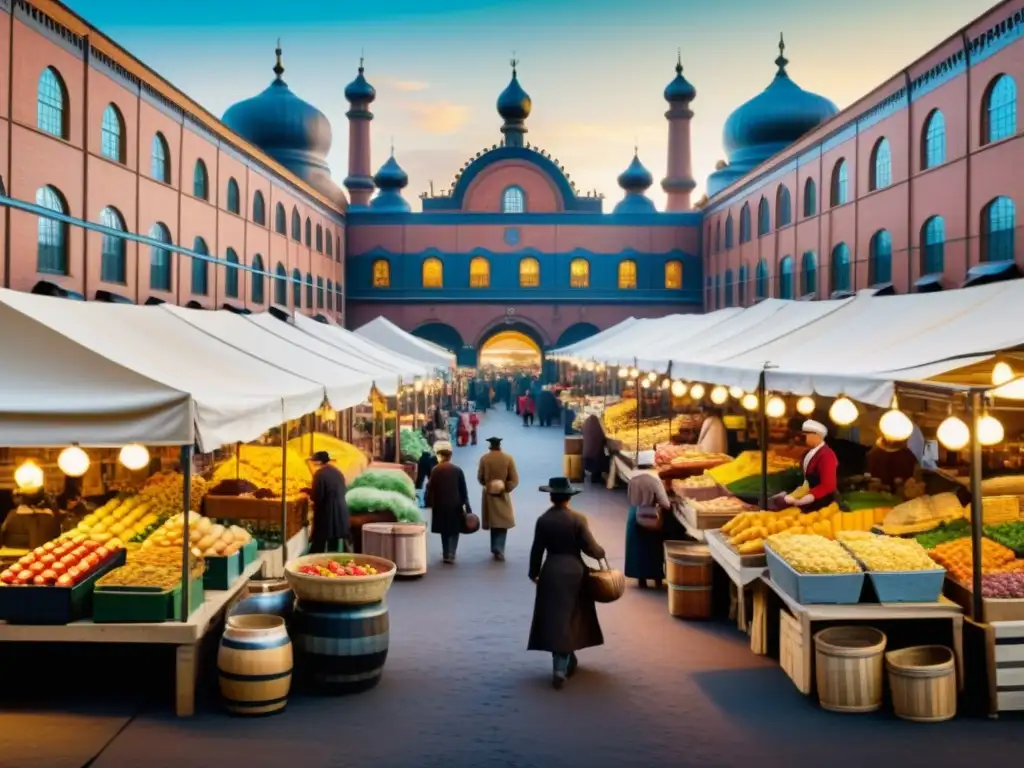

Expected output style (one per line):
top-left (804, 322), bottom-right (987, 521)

top-left (963, 260), bottom-right (1021, 288)
top-left (915, 273), bottom-right (944, 293)
top-left (354, 316), bottom-right (456, 369)
top-left (94, 290), bottom-right (132, 304)
top-left (32, 281), bottom-right (84, 301)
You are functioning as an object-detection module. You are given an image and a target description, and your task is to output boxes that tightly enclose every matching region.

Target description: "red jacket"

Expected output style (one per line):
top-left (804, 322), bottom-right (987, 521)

top-left (804, 444), bottom-right (839, 500)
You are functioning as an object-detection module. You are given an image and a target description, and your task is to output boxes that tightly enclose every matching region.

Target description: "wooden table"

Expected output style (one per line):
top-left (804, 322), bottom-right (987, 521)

top-left (704, 529), bottom-right (767, 631)
top-left (0, 559), bottom-right (263, 716)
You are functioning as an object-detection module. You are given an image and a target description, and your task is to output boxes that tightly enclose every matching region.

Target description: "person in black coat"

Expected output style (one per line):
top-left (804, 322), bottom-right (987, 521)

top-left (415, 449), bottom-right (438, 507)
top-left (425, 441), bottom-right (471, 563)
top-left (308, 451), bottom-right (350, 553)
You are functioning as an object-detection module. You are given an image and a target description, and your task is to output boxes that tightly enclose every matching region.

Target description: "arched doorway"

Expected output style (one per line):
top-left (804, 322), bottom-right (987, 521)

top-left (555, 322), bottom-right (600, 349)
top-left (413, 322), bottom-right (473, 366)
top-left (479, 330), bottom-right (542, 373)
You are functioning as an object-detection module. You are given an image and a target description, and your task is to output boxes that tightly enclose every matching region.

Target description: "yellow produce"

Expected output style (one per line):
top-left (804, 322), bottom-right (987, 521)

top-left (139, 472), bottom-right (209, 518)
top-left (738, 539), bottom-right (765, 554)
top-left (213, 445), bottom-right (311, 497)
top-left (835, 530), bottom-right (875, 542)
top-left (766, 533), bottom-right (861, 574)
top-left (843, 535), bottom-right (939, 572)
top-left (790, 482), bottom-right (810, 500)
top-left (288, 433), bottom-right (368, 483)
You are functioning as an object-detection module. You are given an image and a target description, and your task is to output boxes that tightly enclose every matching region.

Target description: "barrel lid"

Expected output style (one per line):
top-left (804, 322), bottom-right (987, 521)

top-left (664, 541), bottom-right (711, 559)
top-left (247, 578), bottom-right (290, 594)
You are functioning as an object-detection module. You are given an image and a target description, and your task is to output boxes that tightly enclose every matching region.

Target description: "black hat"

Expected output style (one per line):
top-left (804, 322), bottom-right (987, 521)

top-left (311, 451), bottom-right (331, 464)
top-left (486, 437), bottom-right (503, 448)
top-left (539, 477), bottom-right (581, 495)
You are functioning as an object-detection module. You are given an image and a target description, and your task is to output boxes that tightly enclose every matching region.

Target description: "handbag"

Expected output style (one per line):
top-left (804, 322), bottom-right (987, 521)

top-left (461, 510), bottom-right (480, 534)
top-left (587, 558), bottom-right (625, 604)
top-left (635, 506), bottom-right (663, 532)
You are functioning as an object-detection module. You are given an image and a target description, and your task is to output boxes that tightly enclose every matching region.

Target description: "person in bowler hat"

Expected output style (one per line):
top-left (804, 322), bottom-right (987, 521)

top-left (308, 450), bottom-right (350, 553)
top-left (477, 436), bottom-right (519, 561)
top-left (426, 441), bottom-right (472, 563)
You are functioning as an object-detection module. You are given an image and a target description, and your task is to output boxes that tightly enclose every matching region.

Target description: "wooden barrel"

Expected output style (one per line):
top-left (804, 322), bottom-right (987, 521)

top-left (290, 599), bottom-right (389, 693)
top-left (885, 645), bottom-right (956, 722)
top-left (230, 578), bottom-right (294, 620)
top-left (814, 626), bottom-right (887, 713)
top-left (217, 614), bottom-right (293, 715)
top-left (349, 511), bottom-right (398, 554)
top-left (563, 454), bottom-right (584, 482)
top-left (664, 542), bottom-right (712, 619)
top-left (564, 435), bottom-right (584, 456)
top-left (393, 523), bottom-right (427, 577)
top-left (362, 523), bottom-right (394, 560)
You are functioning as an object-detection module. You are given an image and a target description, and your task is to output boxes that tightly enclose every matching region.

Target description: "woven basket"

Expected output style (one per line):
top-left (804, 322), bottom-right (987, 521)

top-left (588, 558), bottom-right (625, 604)
top-left (285, 553), bottom-right (396, 605)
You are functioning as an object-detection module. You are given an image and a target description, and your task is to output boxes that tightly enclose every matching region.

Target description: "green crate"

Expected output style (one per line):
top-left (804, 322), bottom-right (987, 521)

top-left (93, 576), bottom-right (204, 623)
top-left (240, 539), bottom-right (259, 567)
top-left (169, 577), bottom-right (205, 621)
top-left (203, 552), bottom-right (242, 590)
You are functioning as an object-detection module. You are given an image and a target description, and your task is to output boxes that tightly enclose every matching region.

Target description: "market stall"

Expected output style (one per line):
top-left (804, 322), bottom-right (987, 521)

top-left (354, 316), bottom-right (456, 371)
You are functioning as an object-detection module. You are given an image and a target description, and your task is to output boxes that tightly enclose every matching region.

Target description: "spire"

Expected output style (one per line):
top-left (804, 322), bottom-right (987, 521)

top-left (511, 52), bottom-right (519, 78)
top-left (675, 48), bottom-right (683, 76)
top-left (775, 32), bottom-right (789, 75)
top-left (273, 39), bottom-right (284, 80)
top-left (359, 49), bottom-right (365, 74)
top-left (390, 136), bottom-right (394, 157)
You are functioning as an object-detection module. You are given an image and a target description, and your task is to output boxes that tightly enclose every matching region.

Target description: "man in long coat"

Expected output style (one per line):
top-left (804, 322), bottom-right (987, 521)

top-left (477, 437), bottom-right (519, 561)
top-left (309, 450), bottom-right (350, 553)
top-left (425, 441), bottom-right (471, 564)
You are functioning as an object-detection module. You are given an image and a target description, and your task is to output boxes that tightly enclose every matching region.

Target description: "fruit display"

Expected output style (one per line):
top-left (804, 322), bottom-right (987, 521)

top-left (879, 493), bottom-right (964, 535)
top-left (842, 534), bottom-right (940, 572)
top-left (601, 398), bottom-right (637, 433)
top-left (766, 533), bottom-right (861, 574)
top-left (691, 496), bottom-right (753, 515)
top-left (96, 545), bottom-right (205, 590)
top-left (0, 536), bottom-right (123, 587)
top-left (675, 475), bottom-right (718, 489)
top-left (984, 521), bottom-right (1024, 553)
top-left (141, 513), bottom-right (252, 558)
top-left (655, 444), bottom-right (690, 465)
top-left (287, 433), bottom-right (368, 483)
top-left (296, 557), bottom-right (381, 578)
top-left (605, 420), bottom-right (676, 451)
top-left (719, 503), bottom-right (891, 555)
top-left (835, 530), bottom-right (875, 542)
top-left (71, 496), bottom-right (162, 544)
top-left (915, 519), bottom-right (971, 549)
top-left (707, 450), bottom-right (800, 487)
top-left (668, 451), bottom-right (732, 468)
top-left (211, 445), bottom-right (310, 499)
top-left (138, 472), bottom-right (209, 518)
top-left (928, 537), bottom-right (1019, 584)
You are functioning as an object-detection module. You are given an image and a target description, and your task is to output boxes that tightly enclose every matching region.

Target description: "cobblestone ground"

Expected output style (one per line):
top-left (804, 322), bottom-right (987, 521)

top-left (6, 408), bottom-right (1023, 768)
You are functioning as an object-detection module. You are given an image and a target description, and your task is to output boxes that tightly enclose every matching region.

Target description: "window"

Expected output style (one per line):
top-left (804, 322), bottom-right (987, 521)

top-left (983, 74), bottom-right (1017, 145)
top-left (778, 256), bottom-right (794, 299)
top-left (725, 214), bottom-right (734, 249)
top-left (755, 259), bottom-right (768, 299)
top-left (422, 257), bottom-right (443, 288)
top-left (519, 257), bottom-right (540, 287)
top-left (502, 186), bottom-right (525, 213)
top-left (801, 251), bottom-right (817, 297)
top-left (335, 285), bottom-right (343, 312)
top-left (470, 256), bottom-right (490, 288)
top-left (803, 178), bottom-right (816, 217)
top-left (618, 259), bottom-right (638, 289)
top-left (305, 273), bottom-right (313, 308)
top-left (227, 178), bottom-right (240, 214)
top-left (326, 279), bottom-right (334, 310)
top-left (275, 203), bottom-right (286, 234)
top-left (922, 110), bottom-right (946, 169)
top-left (274, 264), bottom-right (288, 306)
top-left (326, 232), bottom-right (333, 258)
top-left (776, 186), bottom-right (792, 227)
top-left (305, 218), bottom-right (312, 247)
top-left (316, 277), bottom-right (325, 308)
top-left (151, 133), bottom-right (170, 183)
top-left (193, 160), bottom-right (209, 200)
top-left (724, 269), bottom-right (734, 307)
top-left (251, 255), bottom-right (265, 304)
top-left (757, 197), bottom-right (771, 236)
top-left (36, 185), bottom-right (68, 275)
top-left (921, 216), bottom-right (945, 275)
top-left (316, 225), bottom-right (323, 253)
top-left (101, 104), bottom-right (125, 163)
top-left (870, 138), bottom-right (892, 191)
top-left (738, 264), bottom-right (748, 306)
top-left (99, 206), bottom-right (126, 284)
top-left (714, 221), bottom-right (721, 253)
top-left (252, 192), bottom-right (266, 226)
top-left (714, 275), bottom-right (721, 309)
top-left (149, 222), bottom-right (173, 291)
top-left (706, 276), bottom-right (715, 309)
top-left (869, 229), bottom-right (893, 285)
top-left (37, 67), bottom-right (68, 139)
top-left (570, 258), bottom-right (590, 288)
top-left (664, 260), bottom-right (683, 289)
top-left (225, 248), bottom-right (240, 298)
top-left (830, 243), bottom-right (851, 293)
top-left (292, 268), bottom-right (302, 307)
top-left (739, 204), bottom-right (752, 243)
top-left (372, 259), bottom-right (391, 288)
top-left (830, 159), bottom-right (848, 206)
top-left (191, 237), bottom-right (209, 295)
top-left (982, 196), bottom-right (1016, 262)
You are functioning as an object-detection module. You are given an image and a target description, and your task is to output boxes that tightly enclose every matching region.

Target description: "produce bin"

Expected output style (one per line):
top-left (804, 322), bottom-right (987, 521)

top-left (93, 576), bottom-right (205, 623)
top-left (203, 552), bottom-right (242, 590)
top-left (240, 539), bottom-right (259, 567)
top-left (865, 569), bottom-right (945, 603)
top-left (765, 545), bottom-right (864, 605)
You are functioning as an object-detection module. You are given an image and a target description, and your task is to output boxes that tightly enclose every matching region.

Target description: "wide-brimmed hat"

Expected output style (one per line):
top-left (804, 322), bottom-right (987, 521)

top-left (310, 450), bottom-right (331, 464)
top-left (539, 477), bottom-right (581, 495)
top-left (486, 437), bottom-right (503, 448)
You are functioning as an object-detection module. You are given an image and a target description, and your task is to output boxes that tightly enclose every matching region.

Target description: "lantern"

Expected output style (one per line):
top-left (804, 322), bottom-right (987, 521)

top-left (936, 416), bottom-right (969, 451)
top-left (741, 393), bottom-right (759, 411)
top-left (689, 383), bottom-right (705, 400)
top-left (710, 386), bottom-right (729, 405)
top-left (660, 378), bottom-right (671, 390)
top-left (119, 443), bottom-right (151, 471)
top-left (796, 396), bottom-right (816, 416)
top-left (829, 396), bottom-right (859, 426)
top-left (14, 460), bottom-right (44, 492)
top-left (670, 380), bottom-right (687, 398)
top-left (729, 386), bottom-right (744, 399)
top-left (992, 361), bottom-right (1015, 386)
top-left (878, 397), bottom-right (913, 442)
top-left (57, 445), bottom-right (90, 478)
top-left (641, 378), bottom-right (651, 389)
top-left (978, 413), bottom-right (1005, 447)
top-left (629, 368), bottom-right (639, 379)
top-left (585, 361), bottom-right (595, 372)
top-left (766, 396), bottom-right (786, 418)
top-left (618, 367), bottom-right (628, 379)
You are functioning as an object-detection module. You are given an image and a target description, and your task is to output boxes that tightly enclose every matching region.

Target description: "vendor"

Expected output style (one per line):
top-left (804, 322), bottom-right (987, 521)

top-left (696, 404), bottom-right (728, 455)
top-left (866, 435), bottom-right (919, 491)
top-left (784, 420), bottom-right (838, 512)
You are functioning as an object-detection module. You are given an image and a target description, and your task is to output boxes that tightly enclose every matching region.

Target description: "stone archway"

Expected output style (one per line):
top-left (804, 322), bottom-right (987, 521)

top-left (471, 320), bottom-right (549, 378)
top-left (413, 321), bottom-right (474, 367)
top-left (555, 322), bottom-right (600, 349)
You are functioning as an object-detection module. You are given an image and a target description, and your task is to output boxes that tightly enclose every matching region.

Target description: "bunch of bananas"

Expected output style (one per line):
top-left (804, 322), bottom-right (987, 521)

top-left (766, 533), bottom-right (861, 574)
top-left (843, 535), bottom-right (938, 572)
top-left (721, 503), bottom-right (842, 555)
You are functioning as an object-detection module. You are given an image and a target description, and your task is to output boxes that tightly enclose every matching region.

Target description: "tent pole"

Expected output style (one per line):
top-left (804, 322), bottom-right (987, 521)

top-left (281, 423), bottom-right (288, 564)
top-left (758, 370), bottom-right (768, 511)
top-left (180, 444), bottom-right (193, 622)
top-left (395, 377), bottom-right (403, 463)
top-left (968, 389), bottom-right (984, 621)
top-left (634, 359), bottom-right (641, 458)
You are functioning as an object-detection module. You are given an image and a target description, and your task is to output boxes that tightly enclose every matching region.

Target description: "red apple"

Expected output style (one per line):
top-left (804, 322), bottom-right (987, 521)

top-left (59, 554), bottom-right (77, 566)
top-left (39, 554), bottom-right (56, 566)
top-left (43, 541), bottom-right (58, 552)
top-left (66, 566), bottom-right (82, 581)
top-left (72, 547), bottom-right (88, 559)
top-left (32, 547), bottom-right (46, 557)
top-left (56, 574), bottom-right (73, 587)
top-left (17, 554), bottom-right (35, 567)
top-left (83, 540), bottom-right (100, 551)
top-left (40, 569), bottom-right (57, 583)
top-left (29, 562), bottom-right (47, 575)
top-left (32, 574), bottom-right (48, 586)
top-left (51, 562), bottom-right (67, 575)
top-left (94, 546), bottom-right (110, 560)
top-left (83, 553), bottom-right (100, 569)
top-left (0, 569), bottom-right (15, 584)
top-left (71, 535), bottom-right (87, 546)
top-left (16, 569), bottom-right (33, 583)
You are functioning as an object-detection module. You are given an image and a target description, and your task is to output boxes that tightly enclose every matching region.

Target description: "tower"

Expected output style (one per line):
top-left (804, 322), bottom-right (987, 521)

top-left (613, 148), bottom-right (657, 214)
top-left (662, 52), bottom-right (697, 211)
top-left (344, 57), bottom-right (377, 207)
top-left (497, 58), bottom-right (532, 148)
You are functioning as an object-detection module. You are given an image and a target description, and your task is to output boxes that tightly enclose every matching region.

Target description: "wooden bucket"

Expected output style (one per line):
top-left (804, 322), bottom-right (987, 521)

top-left (564, 436), bottom-right (584, 456)
top-left (814, 626), bottom-right (887, 713)
top-left (392, 523), bottom-right (427, 577)
top-left (563, 454), bottom-right (584, 482)
top-left (290, 599), bottom-right (389, 693)
top-left (349, 511), bottom-right (398, 554)
top-left (230, 578), bottom-right (294, 620)
top-left (664, 541), bottom-right (712, 586)
top-left (668, 583), bottom-right (712, 619)
top-left (361, 523), bottom-right (393, 560)
top-left (886, 645), bottom-right (957, 722)
top-left (217, 614), bottom-right (293, 715)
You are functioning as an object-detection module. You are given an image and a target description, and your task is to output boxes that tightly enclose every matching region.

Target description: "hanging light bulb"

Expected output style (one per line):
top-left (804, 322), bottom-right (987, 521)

top-left (689, 383), bottom-right (706, 400)
top-left (14, 460), bottom-right (44, 492)
top-left (796, 396), bottom-right (816, 416)
top-left (641, 378), bottom-right (651, 389)
top-left (710, 385), bottom-right (729, 405)
top-left (829, 396), bottom-right (859, 426)
top-left (766, 396), bottom-right (786, 418)
top-left (414, 378), bottom-right (424, 392)
top-left (978, 412), bottom-right (1005, 446)
top-left (629, 367), bottom-right (639, 379)
top-left (878, 396), bottom-right (914, 442)
top-left (741, 393), bottom-right (759, 411)
top-left (729, 386), bottom-right (744, 399)
top-left (585, 361), bottom-right (596, 372)
top-left (993, 361), bottom-right (1015, 386)
top-left (646, 371), bottom-right (658, 382)
top-left (596, 364), bottom-right (605, 373)
top-left (119, 443), bottom-right (151, 471)
top-left (670, 380), bottom-right (687, 398)
top-left (57, 445), bottom-right (90, 478)
top-left (660, 378), bottom-right (671, 390)
top-left (618, 367), bottom-right (628, 379)
top-left (937, 415), bottom-right (970, 451)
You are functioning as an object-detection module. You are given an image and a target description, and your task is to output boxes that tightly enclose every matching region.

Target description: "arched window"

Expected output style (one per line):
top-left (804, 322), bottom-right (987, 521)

top-left (326, 231), bottom-right (333, 258)
top-left (193, 160), bottom-right (209, 200)
top-left (755, 259), bottom-right (769, 299)
top-left (37, 66), bottom-right (68, 139)
top-left (252, 191), bottom-right (266, 226)
top-left (227, 178), bottom-right (240, 214)
top-left (922, 110), bottom-right (946, 169)
top-left (921, 216), bottom-right (945, 276)
top-left (316, 224), bottom-right (323, 253)
top-left (148, 222), bottom-right (173, 291)
top-left (714, 221), bottom-right (721, 253)
top-left (274, 264), bottom-right (288, 306)
top-left (982, 196), bottom-right (1016, 262)
top-left (225, 248), bottom-right (240, 298)
top-left (251, 255), bottom-right (265, 304)
top-left (326, 279), bottom-right (334, 310)
top-left (372, 259), bottom-right (391, 288)
top-left (738, 264), bottom-right (748, 306)
top-left (757, 197), bottom-right (771, 236)
top-left (830, 159), bottom-right (848, 206)
top-left (570, 258), bottom-right (590, 288)
top-left (291, 207), bottom-right (301, 241)
top-left (422, 257), bottom-right (443, 288)
top-left (99, 206), bottom-right (126, 284)
top-left (151, 133), bottom-right (170, 183)
top-left (725, 214), bottom-right (734, 249)
top-left (801, 251), bottom-right (817, 297)
top-left (36, 185), bottom-right (68, 275)
top-left (101, 104), bottom-right (125, 163)
top-left (469, 256), bottom-right (490, 288)
top-left (724, 269), bottom-right (734, 307)
top-left (803, 178), bottom-right (817, 217)
top-left (664, 260), bottom-right (683, 289)
top-left (983, 74), bottom-right (1017, 145)
top-left (275, 203), bottom-right (286, 234)
top-left (830, 243), bottom-right (851, 293)
top-left (502, 186), bottom-right (525, 213)
top-left (191, 237), bottom-right (209, 295)
top-left (519, 257), bottom-right (540, 287)
top-left (869, 229), bottom-right (893, 285)
top-left (305, 273), bottom-right (314, 308)
top-left (618, 259), bottom-right (638, 289)
top-left (292, 268), bottom-right (302, 307)
top-left (739, 204), bottom-right (752, 243)
top-left (870, 138), bottom-right (892, 191)
top-left (316, 277), bottom-right (325, 308)
top-left (778, 255), bottom-right (794, 299)
top-left (304, 217), bottom-right (312, 246)
top-left (775, 186), bottom-right (792, 227)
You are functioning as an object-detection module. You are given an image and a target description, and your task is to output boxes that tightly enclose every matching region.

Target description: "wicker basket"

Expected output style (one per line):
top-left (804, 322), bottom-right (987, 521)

top-left (285, 553), bottom-right (396, 605)
top-left (588, 558), bottom-right (625, 604)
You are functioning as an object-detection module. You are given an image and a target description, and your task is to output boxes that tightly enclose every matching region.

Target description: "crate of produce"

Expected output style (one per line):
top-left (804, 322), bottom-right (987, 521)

top-left (765, 543), bottom-right (864, 605)
top-left (839, 535), bottom-right (946, 603)
top-left (240, 538), bottom-right (259, 567)
top-left (203, 551), bottom-right (242, 590)
top-left (864, 569), bottom-right (945, 603)
top-left (93, 576), bottom-right (205, 623)
top-left (982, 521), bottom-right (1024, 557)
top-left (204, 495), bottom-right (307, 541)
top-left (944, 575), bottom-right (1024, 622)
top-left (970, 495), bottom-right (1021, 525)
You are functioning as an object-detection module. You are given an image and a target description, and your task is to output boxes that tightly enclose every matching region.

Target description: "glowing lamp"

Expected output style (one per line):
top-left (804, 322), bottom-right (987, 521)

top-left (741, 393), bottom-right (759, 411)
top-left (585, 362), bottom-right (596, 372)
top-left (629, 368), bottom-right (639, 379)
top-left (119, 443), bottom-right (151, 471)
top-left (689, 383), bottom-right (705, 400)
top-left (57, 445), bottom-right (90, 478)
top-left (670, 381), bottom-right (687, 398)
top-left (618, 367), bottom-right (629, 379)
top-left (596, 364), bottom-right (606, 373)
top-left (641, 378), bottom-right (651, 389)
top-left (796, 396), bottom-right (816, 416)
top-left (993, 361), bottom-right (1015, 386)
top-left (660, 378), bottom-right (671, 390)
top-left (728, 386), bottom-right (744, 399)
top-left (829, 396), bottom-right (859, 426)
top-left (414, 379), bottom-right (424, 392)
top-left (710, 386), bottom-right (729, 405)
top-left (978, 413), bottom-right (1005, 447)
top-left (14, 460), bottom-right (44, 492)
top-left (936, 416), bottom-right (970, 451)
top-left (766, 396), bottom-right (786, 418)
top-left (878, 398), bottom-right (913, 442)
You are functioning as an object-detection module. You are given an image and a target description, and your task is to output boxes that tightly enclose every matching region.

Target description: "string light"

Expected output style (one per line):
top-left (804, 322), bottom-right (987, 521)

top-left (57, 445), bottom-right (90, 478)
top-left (878, 396), bottom-right (913, 442)
top-left (729, 386), bottom-right (744, 399)
top-left (710, 386), bottom-right (728, 405)
top-left (119, 443), bottom-right (151, 471)
top-left (796, 396), bottom-right (815, 415)
top-left (829, 396), bottom-right (859, 426)
top-left (741, 393), bottom-right (759, 411)
top-left (670, 381), bottom-right (687, 398)
top-left (689, 383), bottom-right (705, 400)
top-left (766, 396), bottom-right (786, 418)
top-left (14, 460), bottom-right (44, 492)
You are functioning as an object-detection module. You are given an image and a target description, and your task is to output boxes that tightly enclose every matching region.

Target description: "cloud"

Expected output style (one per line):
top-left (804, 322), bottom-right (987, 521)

top-left (391, 80), bottom-right (430, 92)
top-left (403, 101), bottom-right (470, 135)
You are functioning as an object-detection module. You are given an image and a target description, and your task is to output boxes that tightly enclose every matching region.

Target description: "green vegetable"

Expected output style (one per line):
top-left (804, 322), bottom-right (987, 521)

top-left (916, 518), bottom-right (971, 549)
top-left (841, 491), bottom-right (902, 511)
top-left (727, 467), bottom-right (804, 498)
top-left (984, 521), bottom-right (1024, 554)
top-left (345, 486), bottom-right (423, 523)
top-left (400, 428), bottom-right (431, 463)
top-left (350, 468), bottom-right (416, 500)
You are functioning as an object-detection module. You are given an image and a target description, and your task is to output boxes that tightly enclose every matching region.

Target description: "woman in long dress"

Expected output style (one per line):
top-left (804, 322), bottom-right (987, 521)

top-left (624, 470), bottom-right (674, 589)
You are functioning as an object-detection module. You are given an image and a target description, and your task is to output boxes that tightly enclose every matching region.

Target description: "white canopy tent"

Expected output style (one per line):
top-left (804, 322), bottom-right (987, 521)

top-left (551, 317), bottom-right (639, 362)
top-left (355, 316), bottom-right (456, 369)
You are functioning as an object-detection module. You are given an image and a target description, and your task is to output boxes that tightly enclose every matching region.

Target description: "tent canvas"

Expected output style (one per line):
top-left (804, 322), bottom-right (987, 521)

top-left (355, 316), bottom-right (456, 369)
top-left (551, 317), bottom-right (639, 360)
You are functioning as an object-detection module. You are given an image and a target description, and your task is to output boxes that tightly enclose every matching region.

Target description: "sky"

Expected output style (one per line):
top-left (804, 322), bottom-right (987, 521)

top-left (66, 0), bottom-right (1000, 210)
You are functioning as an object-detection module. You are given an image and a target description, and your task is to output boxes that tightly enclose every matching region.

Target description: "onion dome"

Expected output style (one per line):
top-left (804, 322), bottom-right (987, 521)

top-left (344, 57), bottom-right (376, 105)
top-left (614, 149), bottom-right (657, 214)
top-left (497, 59), bottom-right (532, 121)
top-left (663, 52), bottom-right (697, 103)
top-left (370, 148), bottom-right (411, 213)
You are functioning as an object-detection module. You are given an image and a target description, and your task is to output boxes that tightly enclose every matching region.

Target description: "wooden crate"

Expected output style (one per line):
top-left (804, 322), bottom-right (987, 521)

top-left (204, 495), bottom-right (307, 541)
top-left (993, 621), bottom-right (1024, 712)
top-left (779, 608), bottom-right (811, 694)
